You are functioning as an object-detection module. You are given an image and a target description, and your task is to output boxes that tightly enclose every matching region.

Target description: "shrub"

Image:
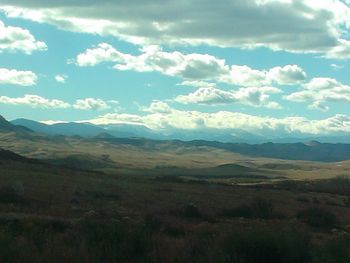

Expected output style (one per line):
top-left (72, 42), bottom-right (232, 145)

top-left (221, 226), bottom-right (311, 263)
top-left (314, 237), bottom-right (350, 263)
top-left (182, 203), bottom-right (203, 219)
top-left (164, 224), bottom-right (186, 237)
top-left (297, 208), bottom-right (337, 228)
top-left (0, 185), bottom-right (24, 204)
top-left (223, 198), bottom-right (282, 219)
top-left (296, 196), bottom-right (309, 203)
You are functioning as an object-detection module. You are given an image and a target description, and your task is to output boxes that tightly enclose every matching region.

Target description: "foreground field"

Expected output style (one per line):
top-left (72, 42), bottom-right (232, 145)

top-left (1, 154), bottom-right (350, 262)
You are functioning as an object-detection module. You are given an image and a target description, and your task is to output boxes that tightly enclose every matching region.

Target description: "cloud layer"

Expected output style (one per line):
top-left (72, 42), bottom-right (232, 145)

top-left (85, 101), bottom-right (350, 136)
top-left (76, 43), bottom-right (307, 86)
top-left (1, 0), bottom-right (349, 57)
top-left (0, 94), bottom-right (114, 111)
top-left (0, 94), bottom-right (69, 109)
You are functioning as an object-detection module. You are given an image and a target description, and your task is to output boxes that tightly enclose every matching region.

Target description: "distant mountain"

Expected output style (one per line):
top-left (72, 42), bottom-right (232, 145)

top-left (93, 132), bottom-right (115, 139)
top-left (11, 117), bottom-right (350, 144)
top-left (184, 140), bottom-right (350, 162)
top-left (3, 114), bottom-right (350, 164)
top-left (11, 119), bottom-right (106, 137)
top-left (102, 123), bottom-right (159, 139)
top-left (0, 115), bottom-right (31, 133)
top-left (94, 124), bottom-right (350, 144)
top-left (5, 116), bottom-right (350, 162)
top-left (84, 135), bottom-right (350, 162)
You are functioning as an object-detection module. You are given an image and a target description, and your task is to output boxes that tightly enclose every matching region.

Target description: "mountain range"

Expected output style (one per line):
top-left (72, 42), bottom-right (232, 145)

top-left (1, 115), bottom-right (350, 162)
top-left (10, 117), bottom-right (350, 144)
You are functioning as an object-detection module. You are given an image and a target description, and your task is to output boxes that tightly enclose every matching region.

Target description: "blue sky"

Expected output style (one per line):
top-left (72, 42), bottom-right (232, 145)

top-left (0, 0), bottom-right (350, 138)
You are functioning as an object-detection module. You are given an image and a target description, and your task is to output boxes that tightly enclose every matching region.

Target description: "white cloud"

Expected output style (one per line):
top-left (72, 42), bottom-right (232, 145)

top-left (0, 68), bottom-right (38, 86)
top-left (55, 74), bottom-right (67, 83)
top-left (326, 39), bottom-right (350, 59)
top-left (222, 65), bottom-right (268, 86)
top-left (330, 64), bottom-right (344, 70)
top-left (1, 0), bottom-right (350, 57)
top-left (0, 20), bottom-right (47, 54)
top-left (142, 100), bottom-right (173, 114)
top-left (75, 43), bottom-right (127, 67)
top-left (77, 44), bottom-right (229, 81)
top-left (73, 98), bottom-right (110, 111)
top-left (175, 87), bottom-right (236, 105)
top-left (0, 94), bottom-right (70, 108)
top-left (0, 94), bottom-right (114, 111)
top-left (76, 43), bottom-right (306, 87)
top-left (40, 120), bottom-right (67, 125)
top-left (268, 65), bottom-right (307, 85)
top-left (84, 102), bottom-right (350, 136)
top-left (285, 78), bottom-right (350, 111)
top-left (175, 86), bottom-right (282, 109)
top-left (177, 80), bottom-right (216, 88)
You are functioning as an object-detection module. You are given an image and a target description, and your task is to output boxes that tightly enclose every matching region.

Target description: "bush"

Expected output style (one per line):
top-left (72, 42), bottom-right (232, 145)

top-left (223, 198), bottom-right (282, 219)
top-left (314, 237), bottom-right (350, 263)
top-left (182, 203), bottom-right (203, 219)
top-left (164, 224), bottom-right (186, 237)
top-left (0, 185), bottom-right (24, 204)
top-left (77, 218), bottom-right (155, 262)
top-left (221, 226), bottom-right (311, 263)
top-left (296, 196), bottom-right (309, 203)
top-left (297, 208), bottom-right (337, 228)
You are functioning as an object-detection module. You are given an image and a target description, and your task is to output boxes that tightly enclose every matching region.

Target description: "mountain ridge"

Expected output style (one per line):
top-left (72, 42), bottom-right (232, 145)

top-left (2, 115), bottom-right (350, 162)
top-left (11, 117), bottom-right (350, 144)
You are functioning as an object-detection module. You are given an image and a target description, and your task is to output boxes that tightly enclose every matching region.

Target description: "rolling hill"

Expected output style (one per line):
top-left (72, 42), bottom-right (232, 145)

top-left (1, 114), bottom-right (350, 181)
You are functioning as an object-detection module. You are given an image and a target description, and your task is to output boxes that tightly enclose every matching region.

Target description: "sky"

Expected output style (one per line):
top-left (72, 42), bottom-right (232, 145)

top-left (0, 0), bottom-right (350, 138)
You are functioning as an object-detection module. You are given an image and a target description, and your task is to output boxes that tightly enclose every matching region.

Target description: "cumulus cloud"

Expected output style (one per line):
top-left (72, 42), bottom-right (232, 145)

top-left (73, 98), bottom-right (110, 111)
top-left (0, 94), bottom-right (70, 108)
top-left (0, 68), bottom-right (38, 86)
top-left (77, 44), bottom-right (229, 81)
top-left (326, 39), bottom-right (350, 59)
top-left (268, 65), bottom-right (307, 85)
top-left (285, 78), bottom-right (350, 111)
top-left (175, 86), bottom-right (282, 109)
top-left (76, 43), bottom-right (306, 86)
top-left (75, 43), bottom-right (127, 67)
top-left (84, 102), bottom-right (350, 136)
top-left (55, 74), bottom-right (67, 83)
top-left (0, 20), bottom-right (47, 54)
top-left (142, 100), bottom-right (173, 114)
top-left (1, 0), bottom-right (350, 57)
